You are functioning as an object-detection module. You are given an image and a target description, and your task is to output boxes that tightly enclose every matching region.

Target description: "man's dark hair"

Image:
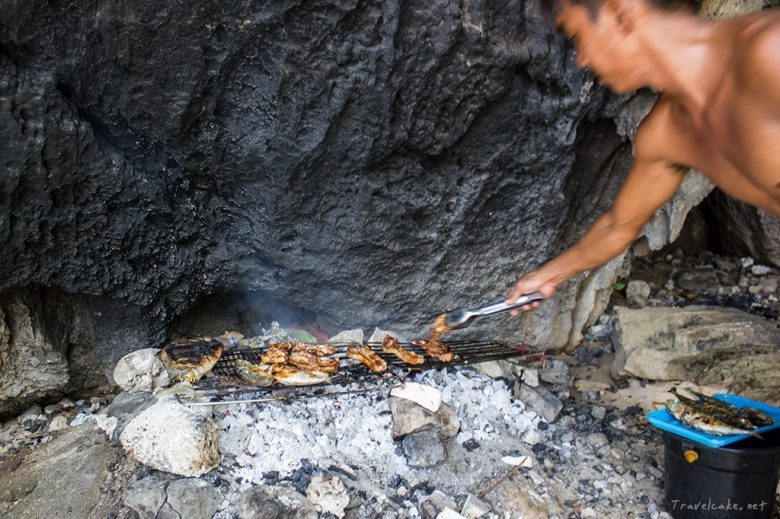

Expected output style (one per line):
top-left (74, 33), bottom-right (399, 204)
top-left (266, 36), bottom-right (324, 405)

top-left (538, 0), bottom-right (701, 22)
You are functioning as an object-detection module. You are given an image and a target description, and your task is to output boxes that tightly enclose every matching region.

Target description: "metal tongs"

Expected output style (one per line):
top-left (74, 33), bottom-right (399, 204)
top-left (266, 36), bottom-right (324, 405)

top-left (442, 291), bottom-right (545, 331)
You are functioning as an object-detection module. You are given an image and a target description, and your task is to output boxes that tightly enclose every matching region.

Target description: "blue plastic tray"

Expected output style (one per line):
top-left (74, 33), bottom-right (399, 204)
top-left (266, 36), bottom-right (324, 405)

top-left (647, 393), bottom-right (780, 448)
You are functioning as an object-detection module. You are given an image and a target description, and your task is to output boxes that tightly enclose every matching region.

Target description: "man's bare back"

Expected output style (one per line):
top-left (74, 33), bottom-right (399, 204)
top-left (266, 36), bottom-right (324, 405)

top-left (507, 0), bottom-right (780, 307)
top-left (641, 11), bottom-right (780, 216)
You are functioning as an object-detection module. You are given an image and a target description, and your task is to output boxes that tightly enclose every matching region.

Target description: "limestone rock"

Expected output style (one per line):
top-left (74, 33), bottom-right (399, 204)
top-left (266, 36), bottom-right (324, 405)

top-left (112, 348), bottom-right (170, 392)
top-left (0, 424), bottom-right (132, 518)
top-left (390, 382), bottom-right (442, 413)
top-left (119, 397), bottom-right (220, 477)
top-left (515, 383), bottom-right (563, 423)
top-left (402, 427), bottom-right (447, 468)
top-left (367, 328), bottom-right (409, 344)
top-left (389, 397), bottom-right (460, 440)
top-left (124, 475), bottom-right (169, 519)
top-left (305, 472), bottom-right (350, 518)
top-left (612, 306), bottom-right (780, 384)
top-left (237, 485), bottom-right (317, 519)
top-left (328, 329), bottom-right (364, 344)
top-left (165, 478), bottom-right (223, 519)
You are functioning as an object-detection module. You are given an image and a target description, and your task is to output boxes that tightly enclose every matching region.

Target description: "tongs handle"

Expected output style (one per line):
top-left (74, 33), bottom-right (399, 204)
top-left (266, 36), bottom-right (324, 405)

top-left (472, 291), bottom-right (545, 317)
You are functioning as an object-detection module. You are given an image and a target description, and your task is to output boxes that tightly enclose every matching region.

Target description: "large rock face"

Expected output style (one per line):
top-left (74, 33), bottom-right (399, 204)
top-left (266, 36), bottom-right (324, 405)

top-left (0, 0), bottom-right (763, 365)
top-left (0, 1), bottom-right (638, 344)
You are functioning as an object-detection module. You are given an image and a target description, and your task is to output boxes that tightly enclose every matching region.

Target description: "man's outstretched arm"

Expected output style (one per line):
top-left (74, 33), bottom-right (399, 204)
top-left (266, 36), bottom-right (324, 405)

top-left (506, 151), bottom-right (685, 307)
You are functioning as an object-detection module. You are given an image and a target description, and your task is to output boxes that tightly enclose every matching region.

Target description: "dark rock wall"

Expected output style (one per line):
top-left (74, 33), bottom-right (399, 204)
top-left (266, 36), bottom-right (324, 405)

top-left (0, 0), bottom-right (633, 346)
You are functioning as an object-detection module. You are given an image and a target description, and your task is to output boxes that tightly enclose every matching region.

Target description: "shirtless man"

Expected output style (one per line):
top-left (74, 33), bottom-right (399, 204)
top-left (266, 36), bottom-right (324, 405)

top-left (507, 0), bottom-right (780, 309)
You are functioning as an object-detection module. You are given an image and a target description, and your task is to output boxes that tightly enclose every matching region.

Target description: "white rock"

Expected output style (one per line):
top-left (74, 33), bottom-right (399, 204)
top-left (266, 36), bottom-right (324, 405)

top-left (48, 415), bottom-right (69, 431)
top-left (94, 413), bottom-right (119, 438)
top-left (120, 396), bottom-right (220, 477)
top-left (520, 368), bottom-right (539, 387)
top-left (328, 329), bottom-right (364, 344)
top-left (437, 508), bottom-right (467, 519)
top-left (112, 348), bottom-right (170, 392)
top-left (461, 494), bottom-right (491, 519)
top-left (390, 382), bottom-right (442, 413)
top-left (367, 328), bottom-right (409, 344)
top-left (305, 472), bottom-right (350, 518)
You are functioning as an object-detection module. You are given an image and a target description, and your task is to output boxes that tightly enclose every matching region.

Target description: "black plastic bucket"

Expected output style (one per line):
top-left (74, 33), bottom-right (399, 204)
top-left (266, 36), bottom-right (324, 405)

top-left (664, 427), bottom-right (780, 518)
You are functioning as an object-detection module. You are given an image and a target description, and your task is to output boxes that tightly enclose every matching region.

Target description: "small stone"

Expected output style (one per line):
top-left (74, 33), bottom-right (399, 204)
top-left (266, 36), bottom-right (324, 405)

top-left (48, 415), bottom-right (69, 432)
top-left (389, 398), bottom-right (460, 439)
top-left (390, 383), bottom-right (442, 413)
top-left (165, 478), bottom-right (222, 519)
top-left (586, 432), bottom-right (609, 450)
top-left (437, 508), bottom-right (467, 519)
top-left (626, 280), bottom-right (651, 306)
top-left (539, 360), bottom-right (569, 385)
top-left (515, 383), bottom-right (563, 423)
top-left (751, 264), bottom-right (772, 276)
top-left (420, 490), bottom-right (458, 519)
top-left (461, 494), bottom-right (491, 519)
top-left (474, 361), bottom-right (505, 379)
top-left (520, 368), bottom-right (539, 387)
top-left (43, 404), bottom-right (62, 415)
top-left (124, 475), bottom-right (169, 519)
top-left (590, 406), bottom-right (606, 420)
top-left (113, 348), bottom-right (170, 392)
top-left (402, 428), bottom-right (446, 468)
top-left (306, 472), bottom-right (350, 518)
top-left (328, 329), bottom-right (364, 344)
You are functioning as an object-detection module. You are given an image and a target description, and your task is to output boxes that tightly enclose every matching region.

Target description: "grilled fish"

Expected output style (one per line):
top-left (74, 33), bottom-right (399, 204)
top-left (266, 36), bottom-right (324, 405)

top-left (685, 389), bottom-right (774, 427)
top-left (669, 388), bottom-right (756, 430)
top-left (159, 337), bottom-right (224, 384)
top-left (235, 359), bottom-right (275, 387)
top-left (665, 400), bottom-right (756, 436)
top-left (269, 364), bottom-right (330, 386)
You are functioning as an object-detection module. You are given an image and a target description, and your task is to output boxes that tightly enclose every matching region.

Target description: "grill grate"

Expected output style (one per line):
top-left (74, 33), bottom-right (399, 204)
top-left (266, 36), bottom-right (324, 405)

top-left (188, 339), bottom-right (536, 404)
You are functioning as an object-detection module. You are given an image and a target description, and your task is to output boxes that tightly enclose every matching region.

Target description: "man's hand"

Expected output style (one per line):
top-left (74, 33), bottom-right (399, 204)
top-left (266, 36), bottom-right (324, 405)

top-left (506, 268), bottom-right (559, 315)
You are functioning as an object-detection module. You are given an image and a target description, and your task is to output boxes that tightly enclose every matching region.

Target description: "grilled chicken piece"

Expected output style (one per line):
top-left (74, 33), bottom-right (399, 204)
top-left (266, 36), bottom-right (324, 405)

top-left (159, 337), bottom-right (224, 384)
top-left (262, 342), bottom-right (292, 364)
top-left (292, 342), bottom-right (337, 356)
top-left (288, 349), bottom-right (340, 374)
top-left (270, 363), bottom-right (330, 386)
top-left (382, 335), bottom-right (424, 365)
top-left (411, 338), bottom-right (455, 363)
top-left (346, 343), bottom-right (388, 372)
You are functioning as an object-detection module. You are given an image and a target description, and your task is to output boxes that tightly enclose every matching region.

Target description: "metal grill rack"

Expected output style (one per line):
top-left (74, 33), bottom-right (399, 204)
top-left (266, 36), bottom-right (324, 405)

top-left (187, 339), bottom-right (535, 405)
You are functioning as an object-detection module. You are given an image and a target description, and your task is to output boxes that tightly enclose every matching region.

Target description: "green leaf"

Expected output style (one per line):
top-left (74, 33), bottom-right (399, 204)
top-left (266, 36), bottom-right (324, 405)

top-left (281, 328), bottom-right (318, 344)
top-left (613, 282), bottom-right (626, 291)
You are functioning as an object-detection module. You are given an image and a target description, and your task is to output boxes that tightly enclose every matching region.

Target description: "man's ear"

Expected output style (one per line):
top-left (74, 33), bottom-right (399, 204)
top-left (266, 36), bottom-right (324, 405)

top-left (605, 0), bottom-right (640, 33)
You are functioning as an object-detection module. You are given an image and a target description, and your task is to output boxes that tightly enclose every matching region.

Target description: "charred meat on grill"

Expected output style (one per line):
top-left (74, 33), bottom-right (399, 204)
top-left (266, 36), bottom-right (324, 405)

top-left (346, 343), bottom-right (388, 372)
top-left (159, 337), bottom-right (224, 384)
top-left (381, 335), bottom-right (424, 365)
top-left (292, 342), bottom-right (337, 356)
top-left (261, 342), bottom-right (292, 364)
top-left (288, 349), bottom-right (340, 374)
top-left (411, 338), bottom-right (455, 363)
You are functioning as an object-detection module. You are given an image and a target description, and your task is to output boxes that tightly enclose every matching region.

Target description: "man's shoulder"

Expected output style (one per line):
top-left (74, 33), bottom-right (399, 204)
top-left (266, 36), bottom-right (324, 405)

top-left (732, 11), bottom-right (780, 108)
top-left (633, 97), bottom-right (680, 161)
